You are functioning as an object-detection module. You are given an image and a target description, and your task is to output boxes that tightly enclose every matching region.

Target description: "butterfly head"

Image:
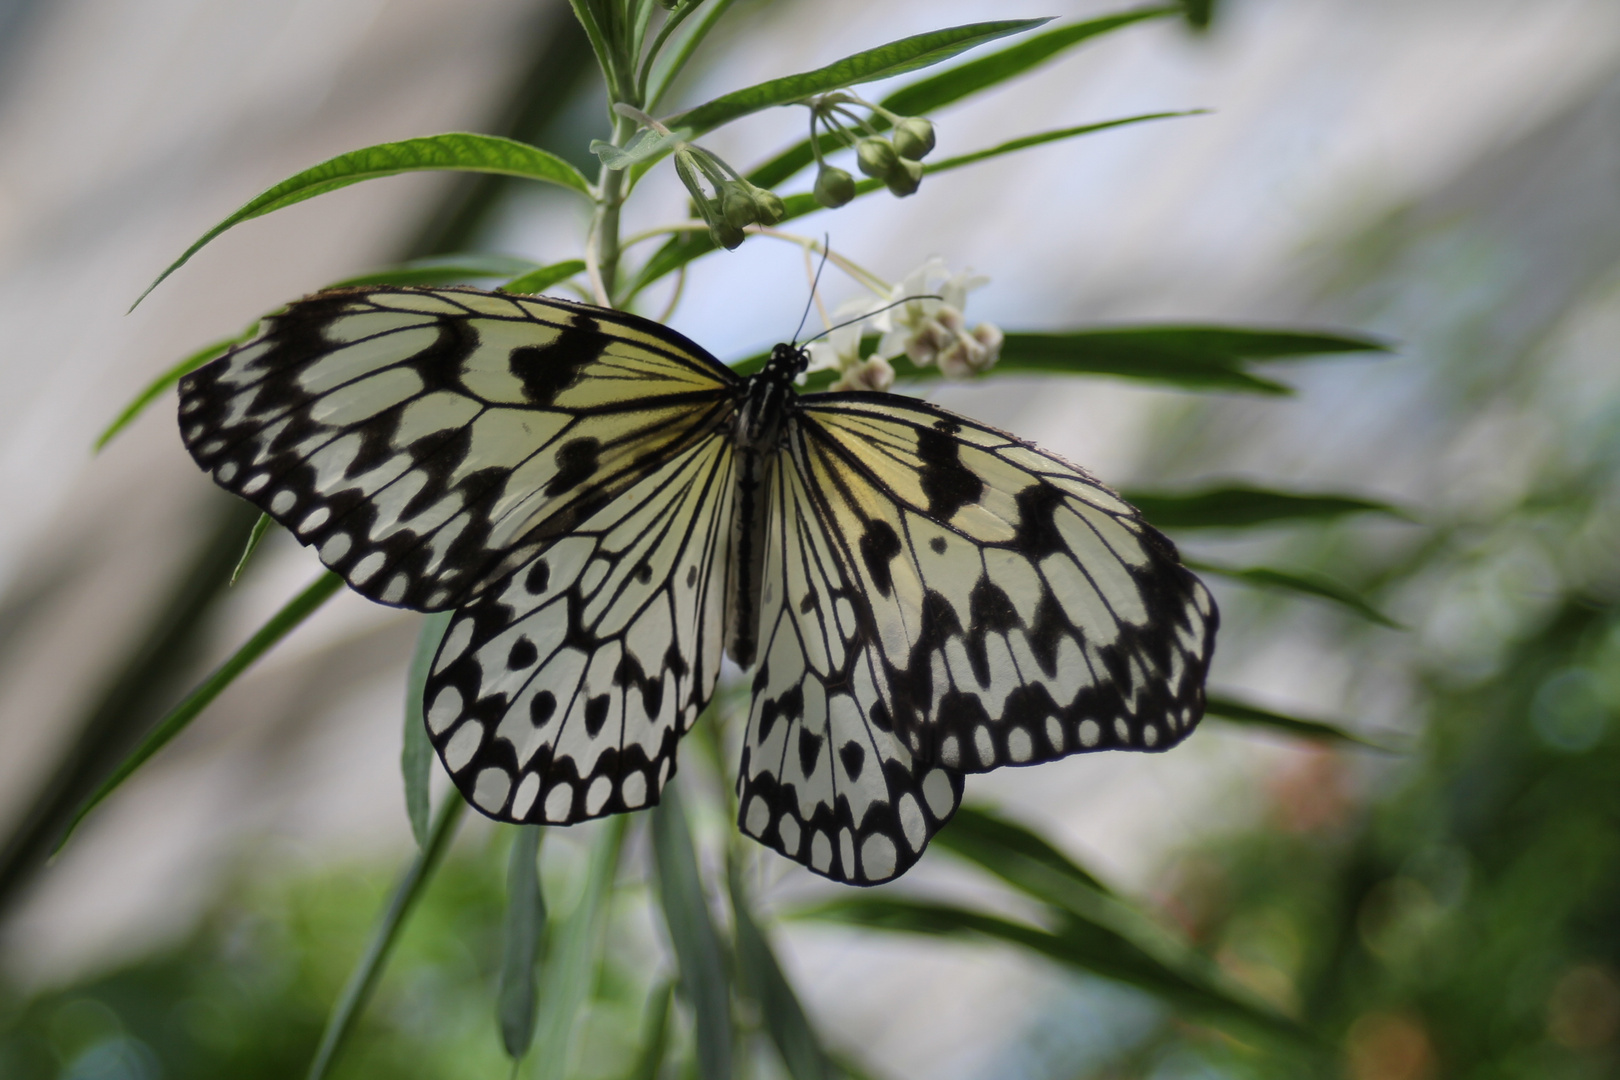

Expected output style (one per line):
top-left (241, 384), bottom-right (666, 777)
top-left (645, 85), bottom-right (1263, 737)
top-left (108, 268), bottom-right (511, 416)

top-left (766, 342), bottom-right (811, 381)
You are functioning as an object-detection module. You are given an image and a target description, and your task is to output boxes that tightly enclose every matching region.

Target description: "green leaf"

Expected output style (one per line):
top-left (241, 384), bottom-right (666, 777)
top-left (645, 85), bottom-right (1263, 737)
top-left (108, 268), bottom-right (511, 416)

top-left (664, 19), bottom-right (1049, 139)
top-left (1120, 484), bottom-right (1408, 528)
top-left (326, 252), bottom-right (543, 288)
top-left (728, 863), bottom-right (833, 1080)
top-left (499, 826), bottom-right (547, 1060)
top-left (403, 612), bottom-right (453, 848)
top-left (649, 785), bottom-right (732, 1080)
top-left (229, 513), bottom-right (273, 586)
top-left (56, 572), bottom-right (345, 853)
top-left (1188, 559), bottom-right (1404, 628)
top-left (924, 111), bottom-right (1207, 172)
top-left (619, 981), bottom-right (674, 1080)
top-left (799, 898), bottom-right (1319, 1051)
top-left (883, 7), bottom-right (1179, 117)
top-left (936, 805), bottom-right (1115, 900)
top-left (1204, 694), bottom-right (1397, 751)
top-left (644, 0), bottom-right (738, 111)
top-left (136, 134), bottom-right (592, 308)
top-left (95, 323), bottom-right (259, 450)
top-left (306, 793), bottom-right (466, 1080)
top-left (500, 259), bottom-right (588, 295)
top-left (627, 113), bottom-right (1201, 301)
top-left (531, 817), bottom-right (625, 1080)
top-left (748, 7), bottom-right (1179, 189)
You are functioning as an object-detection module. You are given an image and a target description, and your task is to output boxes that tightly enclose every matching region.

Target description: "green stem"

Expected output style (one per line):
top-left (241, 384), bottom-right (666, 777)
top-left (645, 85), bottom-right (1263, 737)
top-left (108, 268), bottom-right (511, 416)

top-left (596, 112), bottom-right (638, 305)
top-left (306, 794), bottom-right (467, 1080)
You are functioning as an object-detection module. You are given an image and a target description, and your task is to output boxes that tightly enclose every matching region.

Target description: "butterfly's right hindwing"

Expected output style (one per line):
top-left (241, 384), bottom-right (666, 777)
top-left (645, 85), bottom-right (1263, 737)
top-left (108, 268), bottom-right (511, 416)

top-left (177, 286), bottom-right (738, 611)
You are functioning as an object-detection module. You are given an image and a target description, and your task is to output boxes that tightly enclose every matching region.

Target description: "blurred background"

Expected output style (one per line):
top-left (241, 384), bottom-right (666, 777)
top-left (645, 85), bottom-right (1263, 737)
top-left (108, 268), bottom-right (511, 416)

top-left (0, 0), bottom-right (1618, 1077)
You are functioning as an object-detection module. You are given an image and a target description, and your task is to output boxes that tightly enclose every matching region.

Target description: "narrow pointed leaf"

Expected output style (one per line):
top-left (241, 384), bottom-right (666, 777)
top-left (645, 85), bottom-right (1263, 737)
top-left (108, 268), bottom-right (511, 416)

top-left (327, 253), bottom-right (543, 288)
top-left (729, 863), bottom-right (833, 1080)
top-left (95, 324), bottom-right (258, 450)
top-left (56, 572), bottom-right (344, 852)
top-left (1121, 485), bottom-right (1407, 528)
top-left (500, 259), bottom-right (588, 295)
top-left (923, 111), bottom-right (1207, 173)
top-left (936, 806), bottom-right (1115, 898)
top-left (650, 785), bottom-right (731, 1080)
top-left (136, 134), bottom-right (591, 307)
top-left (499, 826), bottom-right (547, 1059)
top-left (882, 7), bottom-right (1178, 117)
top-left (403, 612), bottom-right (453, 847)
top-left (645, 0), bottom-right (738, 111)
top-left (306, 793), bottom-right (465, 1080)
top-left (592, 126), bottom-right (693, 170)
top-left (627, 112), bottom-right (1204, 301)
top-left (621, 981), bottom-right (674, 1080)
top-left (531, 817), bottom-right (624, 1080)
top-left (1205, 694), bottom-right (1397, 751)
top-left (1188, 559), bottom-right (1403, 628)
top-left (664, 20), bottom-right (1048, 139)
top-left (229, 513), bottom-right (273, 586)
top-left (749, 6), bottom-right (1180, 188)
top-left (798, 898), bottom-right (1316, 1049)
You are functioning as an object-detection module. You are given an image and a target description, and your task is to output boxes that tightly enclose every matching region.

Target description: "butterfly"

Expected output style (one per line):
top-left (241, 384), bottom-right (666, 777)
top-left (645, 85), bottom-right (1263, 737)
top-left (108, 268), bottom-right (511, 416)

top-left (177, 285), bottom-right (1217, 885)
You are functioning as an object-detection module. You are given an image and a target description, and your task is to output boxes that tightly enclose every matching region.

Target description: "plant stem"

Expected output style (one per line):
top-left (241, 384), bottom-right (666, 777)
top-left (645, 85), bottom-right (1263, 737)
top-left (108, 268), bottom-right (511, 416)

top-left (594, 111), bottom-right (638, 306)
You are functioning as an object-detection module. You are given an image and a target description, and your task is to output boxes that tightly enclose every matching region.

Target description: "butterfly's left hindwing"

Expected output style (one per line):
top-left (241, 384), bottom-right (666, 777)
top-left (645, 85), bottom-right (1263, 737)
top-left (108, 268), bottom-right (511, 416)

top-left (178, 286), bottom-right (738, 611)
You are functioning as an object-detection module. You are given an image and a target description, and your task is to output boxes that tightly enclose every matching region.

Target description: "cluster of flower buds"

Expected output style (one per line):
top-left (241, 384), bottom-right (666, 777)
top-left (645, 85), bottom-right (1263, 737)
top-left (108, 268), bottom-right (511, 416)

top-left (806, 259), bottom-right (1002, 392)
top-left (805, 93), bottom-right (937, 207)
top-left (672, 144), bottom-right (785, 250)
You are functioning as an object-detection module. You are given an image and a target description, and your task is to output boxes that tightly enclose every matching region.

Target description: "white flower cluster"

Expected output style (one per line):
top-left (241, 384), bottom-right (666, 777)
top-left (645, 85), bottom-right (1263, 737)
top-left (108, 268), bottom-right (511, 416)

top-left (806, 258), bottom-right (1003, 393)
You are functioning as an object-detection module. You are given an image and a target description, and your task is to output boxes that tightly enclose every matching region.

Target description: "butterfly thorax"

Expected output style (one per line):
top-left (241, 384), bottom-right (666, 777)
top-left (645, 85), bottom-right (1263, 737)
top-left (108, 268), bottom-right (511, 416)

top-left (724, 343), bottom-right (808, 667)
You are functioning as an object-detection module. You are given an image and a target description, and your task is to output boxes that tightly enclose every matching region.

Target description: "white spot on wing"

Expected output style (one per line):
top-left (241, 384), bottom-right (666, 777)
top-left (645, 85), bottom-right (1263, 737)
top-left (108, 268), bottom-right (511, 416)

top-left (444, 721), bottom-right (483, 772)
top-left (474, 768), bottom-right (511, 812)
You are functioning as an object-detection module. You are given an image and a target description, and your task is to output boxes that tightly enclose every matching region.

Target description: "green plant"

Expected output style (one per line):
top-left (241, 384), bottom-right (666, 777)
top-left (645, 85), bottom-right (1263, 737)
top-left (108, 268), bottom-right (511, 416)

top-left (30, 3), bottom-right (1416, 1077)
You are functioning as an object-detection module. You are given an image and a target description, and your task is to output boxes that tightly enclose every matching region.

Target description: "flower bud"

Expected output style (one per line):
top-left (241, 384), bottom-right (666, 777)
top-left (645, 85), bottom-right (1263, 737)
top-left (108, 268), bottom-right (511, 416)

top-left (719, 183), bottom-right (755, 228)
top-left (856, 137), bottom-right (898, 179)
top-left (813, 165), bottom-right (856, 208)
top-left (893, 117), bottom-right (936, 160)
top-left (884, 156), bottom-right (924, 197)
top-left (710, 222), bottom-right (746, 250)
top-left (753, 186), bottom-right (785, 225)
top-left (829, 356), bottom-right (895, 393)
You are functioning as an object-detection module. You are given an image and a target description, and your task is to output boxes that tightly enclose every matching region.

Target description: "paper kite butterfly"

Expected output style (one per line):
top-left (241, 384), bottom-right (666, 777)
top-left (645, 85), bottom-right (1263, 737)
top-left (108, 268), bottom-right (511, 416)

top-left (177, 285), bottom-right (1217, 885)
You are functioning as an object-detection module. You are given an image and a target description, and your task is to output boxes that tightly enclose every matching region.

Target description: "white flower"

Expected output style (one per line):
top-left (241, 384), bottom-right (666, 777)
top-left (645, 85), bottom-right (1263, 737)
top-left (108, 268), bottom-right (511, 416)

top-left (803, 299), bottom-right (870, 376)
top-left (828, 355), bottom-right (895, 393)
top-left (872, 258), bottom-right (1000, 378)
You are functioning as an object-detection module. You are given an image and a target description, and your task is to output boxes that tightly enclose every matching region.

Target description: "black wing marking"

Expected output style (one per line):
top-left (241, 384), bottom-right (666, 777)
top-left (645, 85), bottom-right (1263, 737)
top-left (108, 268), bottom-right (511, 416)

top-left (178, 286), bottom-right (738, 611)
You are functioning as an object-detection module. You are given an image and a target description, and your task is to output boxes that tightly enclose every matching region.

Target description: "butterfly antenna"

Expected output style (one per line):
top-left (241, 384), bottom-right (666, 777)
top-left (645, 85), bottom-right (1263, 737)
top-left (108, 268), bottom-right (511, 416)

top-left (798, 293), bottom-right (944, 348)
top-left (792, 236), bottom-right (834, 347)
